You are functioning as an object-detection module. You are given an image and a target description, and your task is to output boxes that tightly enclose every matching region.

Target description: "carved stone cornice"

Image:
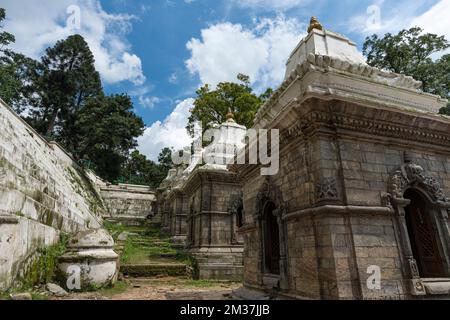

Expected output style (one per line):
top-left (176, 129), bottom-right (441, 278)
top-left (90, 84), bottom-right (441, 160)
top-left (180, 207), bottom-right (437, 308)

top-left (281, 110), bottom-right (450, 148)
top-left (254, 53), bottom-right (446, 128)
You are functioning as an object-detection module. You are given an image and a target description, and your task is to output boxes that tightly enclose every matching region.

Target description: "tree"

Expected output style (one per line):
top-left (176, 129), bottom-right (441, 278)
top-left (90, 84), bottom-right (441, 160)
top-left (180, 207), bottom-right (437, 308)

top-left (0, 8), bottom-right (39, 113)
top-left (30, 34), bottom-right (102, 139)
top-left (363, 27), bottom-right (450, 111)
top-left (119, 149), bottom-right (172, 188)
top-left (158, 147), bottom-right (173, 171)
top-left (187, 74), bottom-right (269, 136)
top-left (0, 8), bottom-right (14, 51)
top-left (75, 94), bottom-right (144, 182)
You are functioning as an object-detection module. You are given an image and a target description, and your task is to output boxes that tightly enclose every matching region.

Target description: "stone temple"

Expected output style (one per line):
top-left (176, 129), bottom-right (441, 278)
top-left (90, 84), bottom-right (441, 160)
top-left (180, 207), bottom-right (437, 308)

top-left (157, 112), bottom-right (247, 280)
top-left (1, 17), bottom-right (450, 300)
top-left (231, 20), bottom-right (450, 299)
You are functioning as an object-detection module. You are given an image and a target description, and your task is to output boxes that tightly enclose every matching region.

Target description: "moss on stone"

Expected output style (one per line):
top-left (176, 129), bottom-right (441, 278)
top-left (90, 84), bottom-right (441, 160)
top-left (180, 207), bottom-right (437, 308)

top-left (66, 166), bottom-right (105, 216)
top-left (21, 233), bottom-right (70, 289)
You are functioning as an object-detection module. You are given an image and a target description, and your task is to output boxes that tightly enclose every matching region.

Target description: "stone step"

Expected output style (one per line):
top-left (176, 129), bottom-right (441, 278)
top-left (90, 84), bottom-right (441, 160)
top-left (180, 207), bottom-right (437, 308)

top-left (120, 263), bottom-right (187, 277)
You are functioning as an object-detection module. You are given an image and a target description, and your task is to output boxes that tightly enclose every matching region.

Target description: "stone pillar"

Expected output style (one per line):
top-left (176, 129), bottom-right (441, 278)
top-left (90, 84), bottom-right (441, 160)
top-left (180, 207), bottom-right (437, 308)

top-left (437, 206), bottom-right (450, 273)
top-left (275, 209), bottom-right (289, 291)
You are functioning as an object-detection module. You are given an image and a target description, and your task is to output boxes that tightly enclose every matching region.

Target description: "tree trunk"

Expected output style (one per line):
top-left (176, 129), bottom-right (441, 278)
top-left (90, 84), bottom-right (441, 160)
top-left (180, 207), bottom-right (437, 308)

top-left (45, 108), bottom-right (59, 137)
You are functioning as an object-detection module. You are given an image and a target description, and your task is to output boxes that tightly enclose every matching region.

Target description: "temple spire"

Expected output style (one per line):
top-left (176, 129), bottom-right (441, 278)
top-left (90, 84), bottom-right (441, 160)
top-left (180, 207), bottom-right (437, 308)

top-left (307, 16), bottom-right (323, 33)
top-left (226, 108), bottom-right (235, 123)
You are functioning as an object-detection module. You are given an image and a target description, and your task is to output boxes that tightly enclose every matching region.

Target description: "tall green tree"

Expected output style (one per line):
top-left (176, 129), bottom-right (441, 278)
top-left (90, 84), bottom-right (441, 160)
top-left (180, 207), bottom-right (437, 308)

top-left (363, 27), bottom-right (450, 111)
top-left (158, 147), bottom-right (173, 171)
top-left (0, 8), bottom-right (14, 52)
top-left (120, 149), bottom-right (169, 188)
top-left (29, 34), bottom-right (102, 139)
top-left (0, 8), bottom-right (38, 113)
top-left (187, 74), bottom-right (270, 136)
top-left (75, 94), bottom-right (144, 182)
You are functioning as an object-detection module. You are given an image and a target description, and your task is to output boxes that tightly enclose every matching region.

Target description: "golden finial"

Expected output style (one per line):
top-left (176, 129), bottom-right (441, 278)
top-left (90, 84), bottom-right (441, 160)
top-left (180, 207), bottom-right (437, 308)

top-left (308, 16), bottom-right (323, 33)
top-left (226, 108), bottom-right (235, 123)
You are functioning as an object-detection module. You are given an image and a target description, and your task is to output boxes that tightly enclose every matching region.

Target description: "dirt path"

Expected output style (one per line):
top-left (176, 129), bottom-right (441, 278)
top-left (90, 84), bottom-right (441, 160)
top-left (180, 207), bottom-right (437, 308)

top-left (53, 277), bottom-right (240, 300)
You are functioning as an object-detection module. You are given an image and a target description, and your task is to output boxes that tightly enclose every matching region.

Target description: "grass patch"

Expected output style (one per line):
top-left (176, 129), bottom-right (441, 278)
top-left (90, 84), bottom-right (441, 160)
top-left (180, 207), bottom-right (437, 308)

top-left (22, 233), bottom-right (70, 288)
top-left (31, 293), bottom-right (49, 300)
top-left (103, 221), bottom-right (126, 240)
top-left (98, 281), bottom-right (130, 296)
top-left (0, 292), bottom-right (11, 300)
top-left (121, 238), bottom-right (180, 264)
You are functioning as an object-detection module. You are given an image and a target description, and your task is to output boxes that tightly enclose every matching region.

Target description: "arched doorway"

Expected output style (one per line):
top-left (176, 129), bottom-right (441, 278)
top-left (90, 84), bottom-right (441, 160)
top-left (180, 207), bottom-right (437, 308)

top-left (404, 189), bottom-right (447, 278)
top-left (263, 201), bottom-right (280, 275)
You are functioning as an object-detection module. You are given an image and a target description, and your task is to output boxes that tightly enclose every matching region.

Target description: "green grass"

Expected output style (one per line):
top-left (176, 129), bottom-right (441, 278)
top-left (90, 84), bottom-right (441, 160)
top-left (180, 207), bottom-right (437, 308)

top-left (120, 237), bottom-right (179, 264)
top-left (112, 222), bottom-right (187, 266)
top-left (0, 292), bottom-right (10, 300)
top-left (0, 291), bottom-right (49, 301)
top-left (103, 221), bottom-right (126, 240)
top-left (31, 293), bottom-right (49, 300)
top-left (97, 281), bottom-right (130, 296)
top-left (22, 233), bottom-right (70, 289)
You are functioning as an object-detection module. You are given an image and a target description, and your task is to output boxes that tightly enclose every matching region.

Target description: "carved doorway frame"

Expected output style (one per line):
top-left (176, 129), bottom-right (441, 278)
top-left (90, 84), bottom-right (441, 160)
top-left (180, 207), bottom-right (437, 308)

top-left (229, 194), bottom-right (244, 245)
top-left (255, 178), bottom-right (289, 291)
top-left (389, 162), bottom-right (450, 295)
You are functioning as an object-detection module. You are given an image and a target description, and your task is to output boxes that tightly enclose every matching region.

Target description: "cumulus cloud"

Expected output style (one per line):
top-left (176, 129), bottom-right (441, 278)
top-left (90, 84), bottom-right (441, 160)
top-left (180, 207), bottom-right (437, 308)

top-left (137, 99), bottom-right (194, 162)
top-left (410, 0), bottom-right (450, 42)
top-left (186, 16), bottom-right (305, 91)
top-left (2, 0), bottom-right (145, 85)
top-left (347, 0), bottom-right (450, 39)
top-left (232, 0), bottom-right (309, 10)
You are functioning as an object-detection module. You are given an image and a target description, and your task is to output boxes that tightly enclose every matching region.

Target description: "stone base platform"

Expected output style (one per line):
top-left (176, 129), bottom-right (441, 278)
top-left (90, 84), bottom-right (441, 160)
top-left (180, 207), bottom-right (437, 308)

top-left (189, 246), bottom-right (244, 281)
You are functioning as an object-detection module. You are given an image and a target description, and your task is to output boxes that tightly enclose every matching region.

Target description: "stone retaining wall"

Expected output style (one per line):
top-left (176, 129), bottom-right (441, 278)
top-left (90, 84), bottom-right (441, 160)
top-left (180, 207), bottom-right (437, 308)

top-left (0, 99), bottom-right (104, 290)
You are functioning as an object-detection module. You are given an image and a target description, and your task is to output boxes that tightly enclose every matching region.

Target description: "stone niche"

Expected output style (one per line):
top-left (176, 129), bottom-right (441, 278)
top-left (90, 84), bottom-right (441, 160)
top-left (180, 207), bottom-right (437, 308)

top-left (58, 229), bottom-right (118, 290)
top-left (232, 20), bottom-right (450, 300)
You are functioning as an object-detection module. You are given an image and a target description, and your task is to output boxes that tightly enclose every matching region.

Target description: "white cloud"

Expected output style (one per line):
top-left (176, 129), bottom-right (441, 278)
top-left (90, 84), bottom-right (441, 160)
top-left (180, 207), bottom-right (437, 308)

top-left (347, 0), bottom-right (450, 40)
top-left (232, 0), bottom-right (308, 10)
top-left (2, 0), bottom-right (145, 85)
top-left (186, 15), bottom-right (305, 91)
top-left (137, 99), bottom-right (194, 162)
top-left (410, 0), bottom-right (450, 42)
top-left (139, 96), bottom-right (161, 109)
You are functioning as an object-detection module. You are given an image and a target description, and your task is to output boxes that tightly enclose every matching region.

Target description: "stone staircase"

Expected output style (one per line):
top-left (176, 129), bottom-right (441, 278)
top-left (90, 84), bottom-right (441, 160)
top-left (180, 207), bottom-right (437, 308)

top-left (111, 224), bottom-right (189, 278)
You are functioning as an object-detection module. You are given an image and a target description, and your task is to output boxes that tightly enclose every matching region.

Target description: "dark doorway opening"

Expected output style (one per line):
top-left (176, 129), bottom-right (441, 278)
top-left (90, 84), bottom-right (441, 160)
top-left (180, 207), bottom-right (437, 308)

top-left (236, 206), bottom-right (244, 228)
top-left (404, 189), bottom-right (447, 278)
top-left (263, 201), bottom-right (280, 275)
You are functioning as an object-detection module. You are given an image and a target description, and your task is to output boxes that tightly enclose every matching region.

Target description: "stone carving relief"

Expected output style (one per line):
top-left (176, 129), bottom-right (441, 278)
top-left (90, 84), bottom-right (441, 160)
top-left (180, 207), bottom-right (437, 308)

top-left (229, 193), bottom-right (243, 215)
top-left (389, 163), bottom-right (447, 203)
top-left (315, 177), bottom-right (339, 202)
top-left (255, 177), bottom-right (286, 217)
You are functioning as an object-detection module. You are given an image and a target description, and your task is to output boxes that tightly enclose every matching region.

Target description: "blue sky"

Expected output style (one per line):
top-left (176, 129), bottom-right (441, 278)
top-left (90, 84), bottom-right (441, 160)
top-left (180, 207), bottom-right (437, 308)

top-left (2, 0), bottom-right (448, 160)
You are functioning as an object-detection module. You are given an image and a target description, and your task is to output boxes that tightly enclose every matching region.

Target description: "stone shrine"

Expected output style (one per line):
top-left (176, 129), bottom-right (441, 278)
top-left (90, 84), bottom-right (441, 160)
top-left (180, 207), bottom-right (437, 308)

top-left (157, 113), bottom-right (247, 280)
top-left (232, 19), bottom-right (450, 300)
